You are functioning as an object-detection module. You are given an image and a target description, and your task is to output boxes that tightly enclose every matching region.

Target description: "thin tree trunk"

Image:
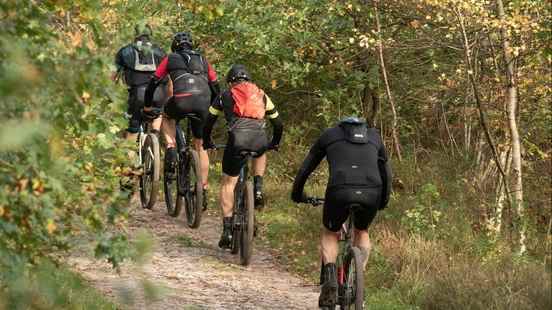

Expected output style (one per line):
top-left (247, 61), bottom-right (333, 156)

top-left (373, 0), bottom-right (402, 161)
top-left (456, 8), bottom-right (511, 197)
top-left (497, 0), bottom-right (526, 254)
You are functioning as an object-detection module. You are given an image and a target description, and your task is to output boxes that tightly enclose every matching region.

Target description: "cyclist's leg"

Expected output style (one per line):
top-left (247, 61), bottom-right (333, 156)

top-left (252, 154), bottom-right (266, 206)
top-left (351, 187), bottom-right (380, 269)
top-left (189, 105), bottom-right (209, 190)
top-left (162, 98), bottom-right (180, 176)
top-left (218, 146), bottom-right (246, 248)
top-left (126, 87), bottom-right (141, 141)
top-left (319, 189), bottom-right (349, 307)
top-left (220, 173), bottom-right (239, 217)
top-left (321, 190), bottom-right (347, 264)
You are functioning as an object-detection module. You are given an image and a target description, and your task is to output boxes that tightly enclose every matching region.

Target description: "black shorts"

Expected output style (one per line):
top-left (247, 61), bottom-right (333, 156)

top-left (126, 85), bottom-right (167, 133)
top-left (222, 142), bottom-right (264, 177)
top-left (165, 95), bottom-right (209, 139)
top-left (323, 186), bottom-right (380, 232)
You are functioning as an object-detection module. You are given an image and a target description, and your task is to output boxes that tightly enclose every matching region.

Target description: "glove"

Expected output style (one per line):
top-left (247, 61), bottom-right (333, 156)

top-left (291, 191), bottom-right (308, 203)
top-left (203, 139), bottom-right (215, 150)
top-left (267, 141), bottom-right (279, 151)
top-left (142, 108), bottom-right (160, 122)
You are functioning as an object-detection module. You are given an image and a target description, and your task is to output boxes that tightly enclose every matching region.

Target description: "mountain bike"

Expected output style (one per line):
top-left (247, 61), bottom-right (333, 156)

top-left (305, 197), bottom-right (365, 310)
top-left (230, 150), bottom-right (257, 266)
top-left (163, 114), bottom-right (203, 229)
top-left (137, 109), bottom-right (161, 210)
top-left (209, 145), bottom-right (257, 266)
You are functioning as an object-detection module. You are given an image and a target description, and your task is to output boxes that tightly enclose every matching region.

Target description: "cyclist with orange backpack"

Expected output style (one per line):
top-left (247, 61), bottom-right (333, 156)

top-left (203, 64), bottom-right (283, 249)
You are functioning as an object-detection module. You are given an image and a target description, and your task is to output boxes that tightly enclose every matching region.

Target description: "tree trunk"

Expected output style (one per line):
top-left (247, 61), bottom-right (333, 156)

top-left (373, 0), bottom-right (402, 162)
top-left (497, 0), bottom-right (526, 254)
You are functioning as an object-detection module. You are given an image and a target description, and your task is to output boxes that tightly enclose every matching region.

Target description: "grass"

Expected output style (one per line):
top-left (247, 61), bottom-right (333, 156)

top-left (0, 260), bottom-right (117, 310)
top-left (257, 150), bottom-right (551, 309)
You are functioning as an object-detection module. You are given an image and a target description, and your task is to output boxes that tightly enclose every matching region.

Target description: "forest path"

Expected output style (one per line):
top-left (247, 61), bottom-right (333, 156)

top-left (70, 197), bottom-right (319, 309)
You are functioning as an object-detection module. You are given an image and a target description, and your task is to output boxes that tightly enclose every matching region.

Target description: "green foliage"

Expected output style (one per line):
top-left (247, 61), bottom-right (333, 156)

top-left (0, 257), bottom-right (116, 310)
top-left (403, 183), bottom-right (443, 236)
top-left (0, 0), bottom-right (132, 271)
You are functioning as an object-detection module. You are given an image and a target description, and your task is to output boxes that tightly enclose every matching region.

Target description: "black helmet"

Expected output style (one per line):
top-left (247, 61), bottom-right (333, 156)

top-left (340, 116), bottom-right (365, 125)
top-left (226, 64), bottom-right (251, 83)
top-left (134, 22), bottom-right (152, 38)
top-left (171, 32), bottom-right (193, 52)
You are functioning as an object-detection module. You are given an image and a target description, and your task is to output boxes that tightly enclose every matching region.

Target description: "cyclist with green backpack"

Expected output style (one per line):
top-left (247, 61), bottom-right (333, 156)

top-left (113, 23), bottom-right (168, 140)
top-left (203, 64), bottom-right (283, 249)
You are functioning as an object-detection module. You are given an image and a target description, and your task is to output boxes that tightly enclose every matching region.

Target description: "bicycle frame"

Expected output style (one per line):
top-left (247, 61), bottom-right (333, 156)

top-left (337, 209), bottom-right (355, 286)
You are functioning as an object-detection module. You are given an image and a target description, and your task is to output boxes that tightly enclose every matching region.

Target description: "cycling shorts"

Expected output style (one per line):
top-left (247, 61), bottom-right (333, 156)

top-left (165, 94), bottom-right (209, 139)
top-left (323, 186), bottom-right (380, 232)
top-left (222, 140), bottom-right (265, 177)
top-left (126, 85), bottom-right (166, 133)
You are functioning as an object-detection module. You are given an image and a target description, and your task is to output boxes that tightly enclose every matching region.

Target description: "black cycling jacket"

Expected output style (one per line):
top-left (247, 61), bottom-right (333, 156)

top-left (291, 122), bottom-right (392, 209)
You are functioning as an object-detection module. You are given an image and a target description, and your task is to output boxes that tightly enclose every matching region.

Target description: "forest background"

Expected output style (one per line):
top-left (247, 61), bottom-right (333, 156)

top-left (0, 0), bottom-right (550, 309)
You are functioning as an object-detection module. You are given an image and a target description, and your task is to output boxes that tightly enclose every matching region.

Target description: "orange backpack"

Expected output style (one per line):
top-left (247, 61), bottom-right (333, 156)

top-left (231, 82), bottom-right (266, 119)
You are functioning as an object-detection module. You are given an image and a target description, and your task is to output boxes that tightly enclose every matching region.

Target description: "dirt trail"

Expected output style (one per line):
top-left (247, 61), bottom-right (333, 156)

top-left (70, 198), bottom-right (319, 309)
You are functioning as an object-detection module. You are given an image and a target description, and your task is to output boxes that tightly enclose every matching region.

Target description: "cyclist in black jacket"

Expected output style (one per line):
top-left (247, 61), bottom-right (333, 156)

top-left (291, 117), bottom-right (392, 308)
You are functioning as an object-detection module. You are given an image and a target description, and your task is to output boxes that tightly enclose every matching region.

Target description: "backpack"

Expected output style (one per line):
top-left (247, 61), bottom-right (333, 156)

top-left (231, 82), bottom-right (266, 119)
top-left (228, 118), bottom-right (268, 155)
top-left (171, 50), bottom-right (208, 82)
top-left (131, 41), bottom-right (157, 72)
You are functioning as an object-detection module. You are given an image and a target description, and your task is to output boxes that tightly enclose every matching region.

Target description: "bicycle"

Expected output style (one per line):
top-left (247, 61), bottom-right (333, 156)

top-left (210, 145), bottom-right (258, 266)
top-left (137, 109), bottom-right (161, 210)
top-left (305, 197), bottom-right (365, 310)
top-left (163, 113), bottom-right (203, 229)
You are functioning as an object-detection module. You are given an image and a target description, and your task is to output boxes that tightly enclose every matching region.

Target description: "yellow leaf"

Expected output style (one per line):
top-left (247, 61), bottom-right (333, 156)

top-left (271, 80), bottom-right (277, 89)
top-left (46, 219), bottom-right (57, 234)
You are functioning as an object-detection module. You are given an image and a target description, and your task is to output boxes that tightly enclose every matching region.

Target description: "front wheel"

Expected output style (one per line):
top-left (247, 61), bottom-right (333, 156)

top-left (184, 150), bottom-right (203, 228)
top-left (139, 133), bottom-right (160, 209)
top-left (239, 181), bottom-right (255, 266)
top-left (341, 247), bottom-right (365, 309)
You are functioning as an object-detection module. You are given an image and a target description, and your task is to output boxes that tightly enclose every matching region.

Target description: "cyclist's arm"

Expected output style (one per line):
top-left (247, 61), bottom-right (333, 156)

top-left (203, 96), bottom-right (223, 142)
top-left (291, 137), bottom-right (326, 203)
top-left (112, 47), bottom-right (126, 81)
top-left (378, 135), bottom-right (393, 209)
top-left (264, 95), bottom-right (283, 146)
top-left (205, 60), bottom-right (220, 101)
top-left (144, 56), bottom-right (169, 107)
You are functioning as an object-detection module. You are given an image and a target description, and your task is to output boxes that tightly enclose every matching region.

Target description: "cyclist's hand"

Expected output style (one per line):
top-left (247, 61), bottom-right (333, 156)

top-left (203, 139), bottom-right (215, 150)
top-left (305, 197), bottom-right (324, 206)
top-left (267, 142), bottom-right (279, 151)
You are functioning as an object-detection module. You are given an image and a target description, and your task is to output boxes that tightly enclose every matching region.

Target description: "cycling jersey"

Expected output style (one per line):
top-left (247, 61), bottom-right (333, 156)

top-left (154, 51), bottom-right (217, 95)
top-left (203, 82), bottom-right (283, 177)
top-left (292, 121), bottom-right (392, 210)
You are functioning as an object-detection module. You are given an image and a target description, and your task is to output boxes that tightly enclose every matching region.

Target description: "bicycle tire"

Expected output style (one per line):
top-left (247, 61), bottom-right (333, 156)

top-left (164, 154), bottom-right (182, 217)
top-left (342, 247), bottom-right (365, 309)
top-left (140, 133), bottom-right (160, 209)
top-left (239, 181), bottom-right (255, 266)
top-left (184, 150), bottom-right (203, 228)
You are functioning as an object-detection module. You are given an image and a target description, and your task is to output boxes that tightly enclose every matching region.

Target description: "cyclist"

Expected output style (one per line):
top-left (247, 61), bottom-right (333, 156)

top-left (144, 31), bottom-right (220, 209)
top-left (113, 22), bottom-right (167, 140)
top-left (203, 64), bottom-right (283, 249)
top-left (291, 117), bottom-right (392, 308)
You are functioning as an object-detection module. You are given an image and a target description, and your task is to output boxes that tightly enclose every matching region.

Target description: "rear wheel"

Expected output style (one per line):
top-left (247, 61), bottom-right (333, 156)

top-left (239, 181), bottom-right (255, 266)
top-left (140, 134), bottom-right (160, 209)
top-left (184, 150), bottom-right (203, 228)
top-left (341, 247), bottom-right (364, 309)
